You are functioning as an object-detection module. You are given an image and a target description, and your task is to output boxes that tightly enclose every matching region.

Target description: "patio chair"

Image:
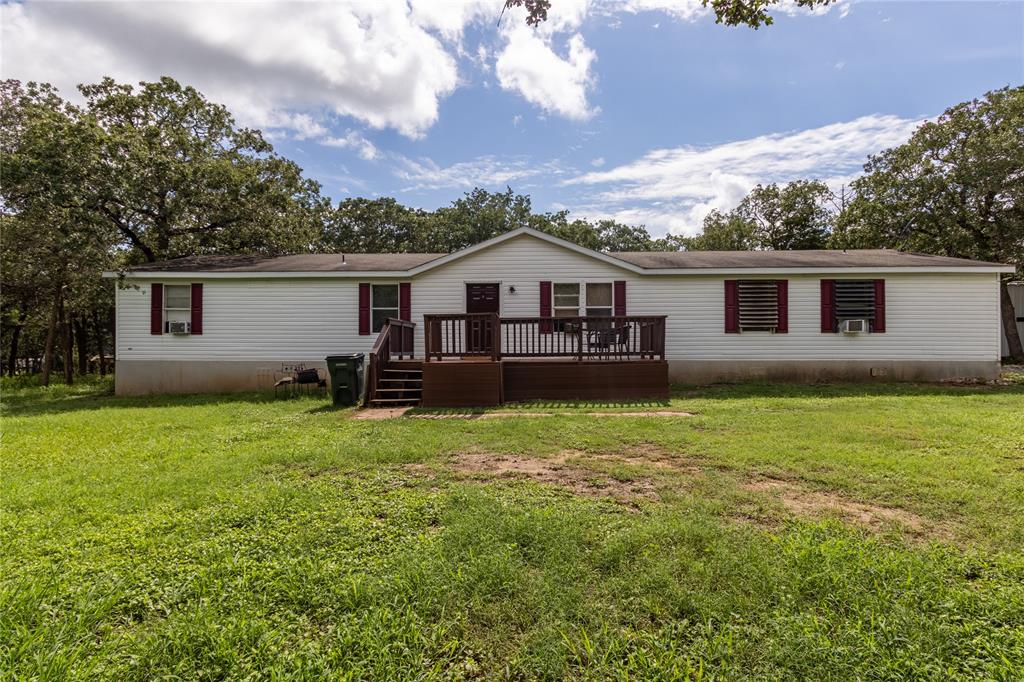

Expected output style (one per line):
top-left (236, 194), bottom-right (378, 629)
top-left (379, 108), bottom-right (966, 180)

top-left (587, 324), bottom-right (630, 359)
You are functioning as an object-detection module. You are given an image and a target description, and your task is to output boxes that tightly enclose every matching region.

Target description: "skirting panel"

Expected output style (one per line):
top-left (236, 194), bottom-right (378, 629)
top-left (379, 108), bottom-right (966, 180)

top-left (502, 360), bottom-right (670, 402)
top-left (421, 361), bottom-right (502, 407)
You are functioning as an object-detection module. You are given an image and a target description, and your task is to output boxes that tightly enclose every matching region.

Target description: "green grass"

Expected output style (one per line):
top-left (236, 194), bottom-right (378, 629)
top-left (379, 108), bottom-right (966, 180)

top-left (3, 376), bottom-right (1024, 680)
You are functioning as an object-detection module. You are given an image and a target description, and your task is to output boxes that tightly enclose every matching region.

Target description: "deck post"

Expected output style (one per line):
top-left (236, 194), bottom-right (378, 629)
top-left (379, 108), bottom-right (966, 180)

top-left (423, 316), bottom-right (431, 363)
top-left (491, 312), bottom-right (501, 361)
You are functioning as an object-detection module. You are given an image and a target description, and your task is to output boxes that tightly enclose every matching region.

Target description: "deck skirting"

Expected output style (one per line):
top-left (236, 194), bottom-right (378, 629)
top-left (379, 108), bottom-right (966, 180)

top-left (420, 359), bottom-right (669, 406)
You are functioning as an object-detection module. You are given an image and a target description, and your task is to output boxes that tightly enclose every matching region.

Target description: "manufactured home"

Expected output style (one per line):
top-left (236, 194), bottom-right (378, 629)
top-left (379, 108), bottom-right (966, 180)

top-left (109, 227), bottom-right (1014, 405)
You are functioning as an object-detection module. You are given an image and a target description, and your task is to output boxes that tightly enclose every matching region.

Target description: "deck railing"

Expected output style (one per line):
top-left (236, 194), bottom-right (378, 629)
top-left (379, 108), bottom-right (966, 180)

top-left (366, 318), bottom-right (417, 402)
top-left (424, 314), bottom-right (665, 362)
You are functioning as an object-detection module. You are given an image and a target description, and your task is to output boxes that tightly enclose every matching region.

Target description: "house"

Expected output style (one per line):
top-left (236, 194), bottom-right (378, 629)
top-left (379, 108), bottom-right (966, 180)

top-left (108, 227), bottom-right (1014, 404)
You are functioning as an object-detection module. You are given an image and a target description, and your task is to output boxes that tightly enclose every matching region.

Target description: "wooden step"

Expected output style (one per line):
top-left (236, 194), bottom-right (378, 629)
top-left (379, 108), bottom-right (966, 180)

top-left (369, 397), bottom-right (421, 404)
top-left (383, 369), bottom-right (421, 375)
top-left (373, 387), bottom-right (422, 393)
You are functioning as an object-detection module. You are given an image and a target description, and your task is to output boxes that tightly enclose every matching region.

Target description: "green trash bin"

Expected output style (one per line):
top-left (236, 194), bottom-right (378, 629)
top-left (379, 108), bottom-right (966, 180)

top-left (325, 353), bottom-right (365, 406)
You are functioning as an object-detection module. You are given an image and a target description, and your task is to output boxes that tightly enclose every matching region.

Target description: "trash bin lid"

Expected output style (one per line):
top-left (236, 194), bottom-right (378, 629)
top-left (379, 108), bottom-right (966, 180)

top-left (325, 353), bottom-right (365, 362)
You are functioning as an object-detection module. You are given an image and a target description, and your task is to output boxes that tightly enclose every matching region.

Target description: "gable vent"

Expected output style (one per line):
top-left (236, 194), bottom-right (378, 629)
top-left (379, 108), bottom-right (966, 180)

top-left (738, 280), bottom-right (780, 331)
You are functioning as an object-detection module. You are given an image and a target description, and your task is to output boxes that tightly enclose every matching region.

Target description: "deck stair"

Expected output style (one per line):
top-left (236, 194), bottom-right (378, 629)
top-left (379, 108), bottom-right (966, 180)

top-left (368, 363), bottom-right (422, 406)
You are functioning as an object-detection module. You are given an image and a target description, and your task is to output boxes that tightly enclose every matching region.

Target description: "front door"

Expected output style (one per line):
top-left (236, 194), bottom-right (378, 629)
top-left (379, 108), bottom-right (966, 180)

top-left (466, 283), bottom-right (500, 354)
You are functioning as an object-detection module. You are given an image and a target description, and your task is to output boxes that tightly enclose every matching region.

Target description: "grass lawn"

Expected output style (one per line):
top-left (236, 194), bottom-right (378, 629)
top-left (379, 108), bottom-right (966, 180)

top-left (3, 376), bottom-right (1024, 680)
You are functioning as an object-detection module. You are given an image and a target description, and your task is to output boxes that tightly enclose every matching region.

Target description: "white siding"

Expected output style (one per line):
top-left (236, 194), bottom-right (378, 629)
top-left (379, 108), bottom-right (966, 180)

top-left (116, 234), bottom-right (1002, 363)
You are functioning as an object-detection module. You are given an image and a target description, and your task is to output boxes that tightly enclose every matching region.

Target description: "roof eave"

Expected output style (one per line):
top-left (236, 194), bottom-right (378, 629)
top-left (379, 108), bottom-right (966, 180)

top-left (108, 264), bottom-right (1015, 279)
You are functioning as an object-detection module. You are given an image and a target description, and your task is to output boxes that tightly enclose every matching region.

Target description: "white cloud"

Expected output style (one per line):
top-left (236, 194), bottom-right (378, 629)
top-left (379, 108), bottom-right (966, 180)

top-left (496, 28), bottom-right (598, 120)
top-left (565, 114), bottom-right (922, 235)
top-left (393, 155), bottom-right (567, 192)
top-left (320, 131), bottom-right (381, 161)
top-left (1, 0), bottom-right (459, 138)
top-left (591, 157), bottom-right (606, 167)
top-left (615, 0), bottom-right (706, 22)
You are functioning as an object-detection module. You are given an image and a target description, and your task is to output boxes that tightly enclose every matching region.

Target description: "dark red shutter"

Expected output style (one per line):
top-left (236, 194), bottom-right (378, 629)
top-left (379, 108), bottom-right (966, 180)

top-left (614, 280), bottom-right (626, 316)
top-left (539, 281), bottom-right (552, 334)
top-left (150, 283), bottom-right (163, 335)
top-left (873, 279), bottom-right (886, 333)
top-left (399, 282), bottom-right (411, 321)
top-left (190, 283), bottom-right (203, 335)
top-left (724, 280), bottom-right (739, 333)
top-left (821, 280), bottom-right (836, 333)
top-left (776, 280), bottom-right (788, 333)
top-left (358, 283), bottom-right (371, 335)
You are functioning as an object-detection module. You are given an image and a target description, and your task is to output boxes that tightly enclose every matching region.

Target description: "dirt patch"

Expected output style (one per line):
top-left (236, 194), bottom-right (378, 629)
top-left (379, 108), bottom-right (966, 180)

top-left (743, 477), bottom-right (931, 535)
top-left (574, 445), bottom-right (705, 474)
top-left (352, 407), bottom-right (412, 420)
top-left (446, 451), bottom-right (658, 504)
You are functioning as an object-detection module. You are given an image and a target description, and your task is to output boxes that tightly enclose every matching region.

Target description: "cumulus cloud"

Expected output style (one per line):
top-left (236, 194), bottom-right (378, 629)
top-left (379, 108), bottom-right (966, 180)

top-left (565, 114), bottom-right (922, 235)
top-left (1, 0), bottom-right (459, 138)
top-left (496, 28), bottom-right (598, 120)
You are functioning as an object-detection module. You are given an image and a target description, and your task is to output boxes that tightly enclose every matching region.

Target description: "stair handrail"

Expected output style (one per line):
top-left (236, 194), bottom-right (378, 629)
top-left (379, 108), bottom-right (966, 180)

top-left (366, 318), bottom-right (416, 404)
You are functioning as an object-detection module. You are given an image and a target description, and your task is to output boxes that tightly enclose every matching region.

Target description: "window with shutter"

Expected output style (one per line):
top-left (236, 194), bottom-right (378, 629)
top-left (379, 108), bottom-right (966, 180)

top-left (371, 284), bottom-right (399, 332)
top-left (737, 280), bottom-right (781, 332)
top-left (834, 280), bottom-right (877, 328)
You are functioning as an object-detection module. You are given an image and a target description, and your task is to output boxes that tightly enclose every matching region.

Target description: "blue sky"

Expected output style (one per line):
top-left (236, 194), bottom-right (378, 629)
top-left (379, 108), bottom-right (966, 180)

top-left (3, 1), bottom-right (1022, 235)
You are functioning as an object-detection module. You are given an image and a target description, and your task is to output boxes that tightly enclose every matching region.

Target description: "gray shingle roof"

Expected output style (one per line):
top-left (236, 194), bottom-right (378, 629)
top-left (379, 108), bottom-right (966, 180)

top-left (609, 249), bottom-right (1008, 269)
top-left (130, 253), bottom-right (446, 273)
top-left (127, 248), bottom-right (1007, 273)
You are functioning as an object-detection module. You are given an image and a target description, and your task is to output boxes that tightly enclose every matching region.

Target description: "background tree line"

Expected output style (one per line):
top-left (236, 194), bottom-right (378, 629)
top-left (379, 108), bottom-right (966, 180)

top-left (2, 78), bottom-right (1020, 382)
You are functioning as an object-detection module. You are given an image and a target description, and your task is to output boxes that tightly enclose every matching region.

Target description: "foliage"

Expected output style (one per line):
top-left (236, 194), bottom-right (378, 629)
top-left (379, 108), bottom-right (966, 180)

top-left (80, 77), bottom-right (329, 263)
top-left (3, 381), bottom-right (1024, 678)
top-left (322, 187), bottom-right (663, 254)
top-left (681, 180), bottom-right (836, 251)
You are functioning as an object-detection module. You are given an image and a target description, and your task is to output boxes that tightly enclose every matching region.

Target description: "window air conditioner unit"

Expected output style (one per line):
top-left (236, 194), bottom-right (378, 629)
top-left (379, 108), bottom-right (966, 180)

top-left (841, 319), bottom-right (869, 334)
top-left (168, 320), bottom-right (191, 335)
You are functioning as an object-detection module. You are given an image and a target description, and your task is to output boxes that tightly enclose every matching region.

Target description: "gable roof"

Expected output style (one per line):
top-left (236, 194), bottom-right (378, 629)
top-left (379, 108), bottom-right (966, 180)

top-left (130, 252), bottom-right (445, 273)
top-left (611, 249), bottom-right (1010, 270)
top-left (112, 227), bottom-right (1015, 278)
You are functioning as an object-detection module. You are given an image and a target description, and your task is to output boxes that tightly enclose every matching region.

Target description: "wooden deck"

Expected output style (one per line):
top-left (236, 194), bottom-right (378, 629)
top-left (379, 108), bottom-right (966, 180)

top-left (367, 314), bottom-right (669, 407)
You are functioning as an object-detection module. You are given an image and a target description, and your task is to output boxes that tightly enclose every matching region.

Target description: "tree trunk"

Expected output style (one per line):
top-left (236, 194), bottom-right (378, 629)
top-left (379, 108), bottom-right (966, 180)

top-left (1000, 278), bottom-right (1024, 363)
top-left (74, 315), bottom-right (89, 376)
top-left (94, 312), bottom-right (107, 377)
top-left (6, 311), bottom-right (26, 377)
top-left (59, 294), bottom-right (73, 386)
top-left (41, 289), bottom-right (62, 387)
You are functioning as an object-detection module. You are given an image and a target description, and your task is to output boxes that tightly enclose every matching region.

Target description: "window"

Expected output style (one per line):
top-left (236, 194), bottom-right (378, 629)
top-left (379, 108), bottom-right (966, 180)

top-left (834, 280), bottom-right (876, 324)
top-left (585, 282), bottom-right (613, 316)
top-left (737, 280), bottom-right (779, 331)
top-left (371, 284), bottom-right (399, 332)
top-left (553, 283), bottom-right (580, 319)
top-left (164, 284), bottom-right (192, 330)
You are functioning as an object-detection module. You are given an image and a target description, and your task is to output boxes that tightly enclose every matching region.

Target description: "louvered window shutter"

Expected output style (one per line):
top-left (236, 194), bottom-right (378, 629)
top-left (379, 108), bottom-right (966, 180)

top-left (150, 283), bottom-right (163, 335)
top-left (399, 283), bottom-right (411, 321)
top-left (776, 280), bottom-right (788, 333)
top-left (613, 280), bottom-right (626, 316)
top-left (820, 280), bottom-right (836, 333)
top-left (724, 280), bottom-right (739, 333)
top-left (190, 283), bottom-right (203, 335)
top-left (539, 281), bottom-right (552, 334)
top-left (872, 279), bottom-right (886, 332)
top-left (358, 283), bottom-right (371, 335)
